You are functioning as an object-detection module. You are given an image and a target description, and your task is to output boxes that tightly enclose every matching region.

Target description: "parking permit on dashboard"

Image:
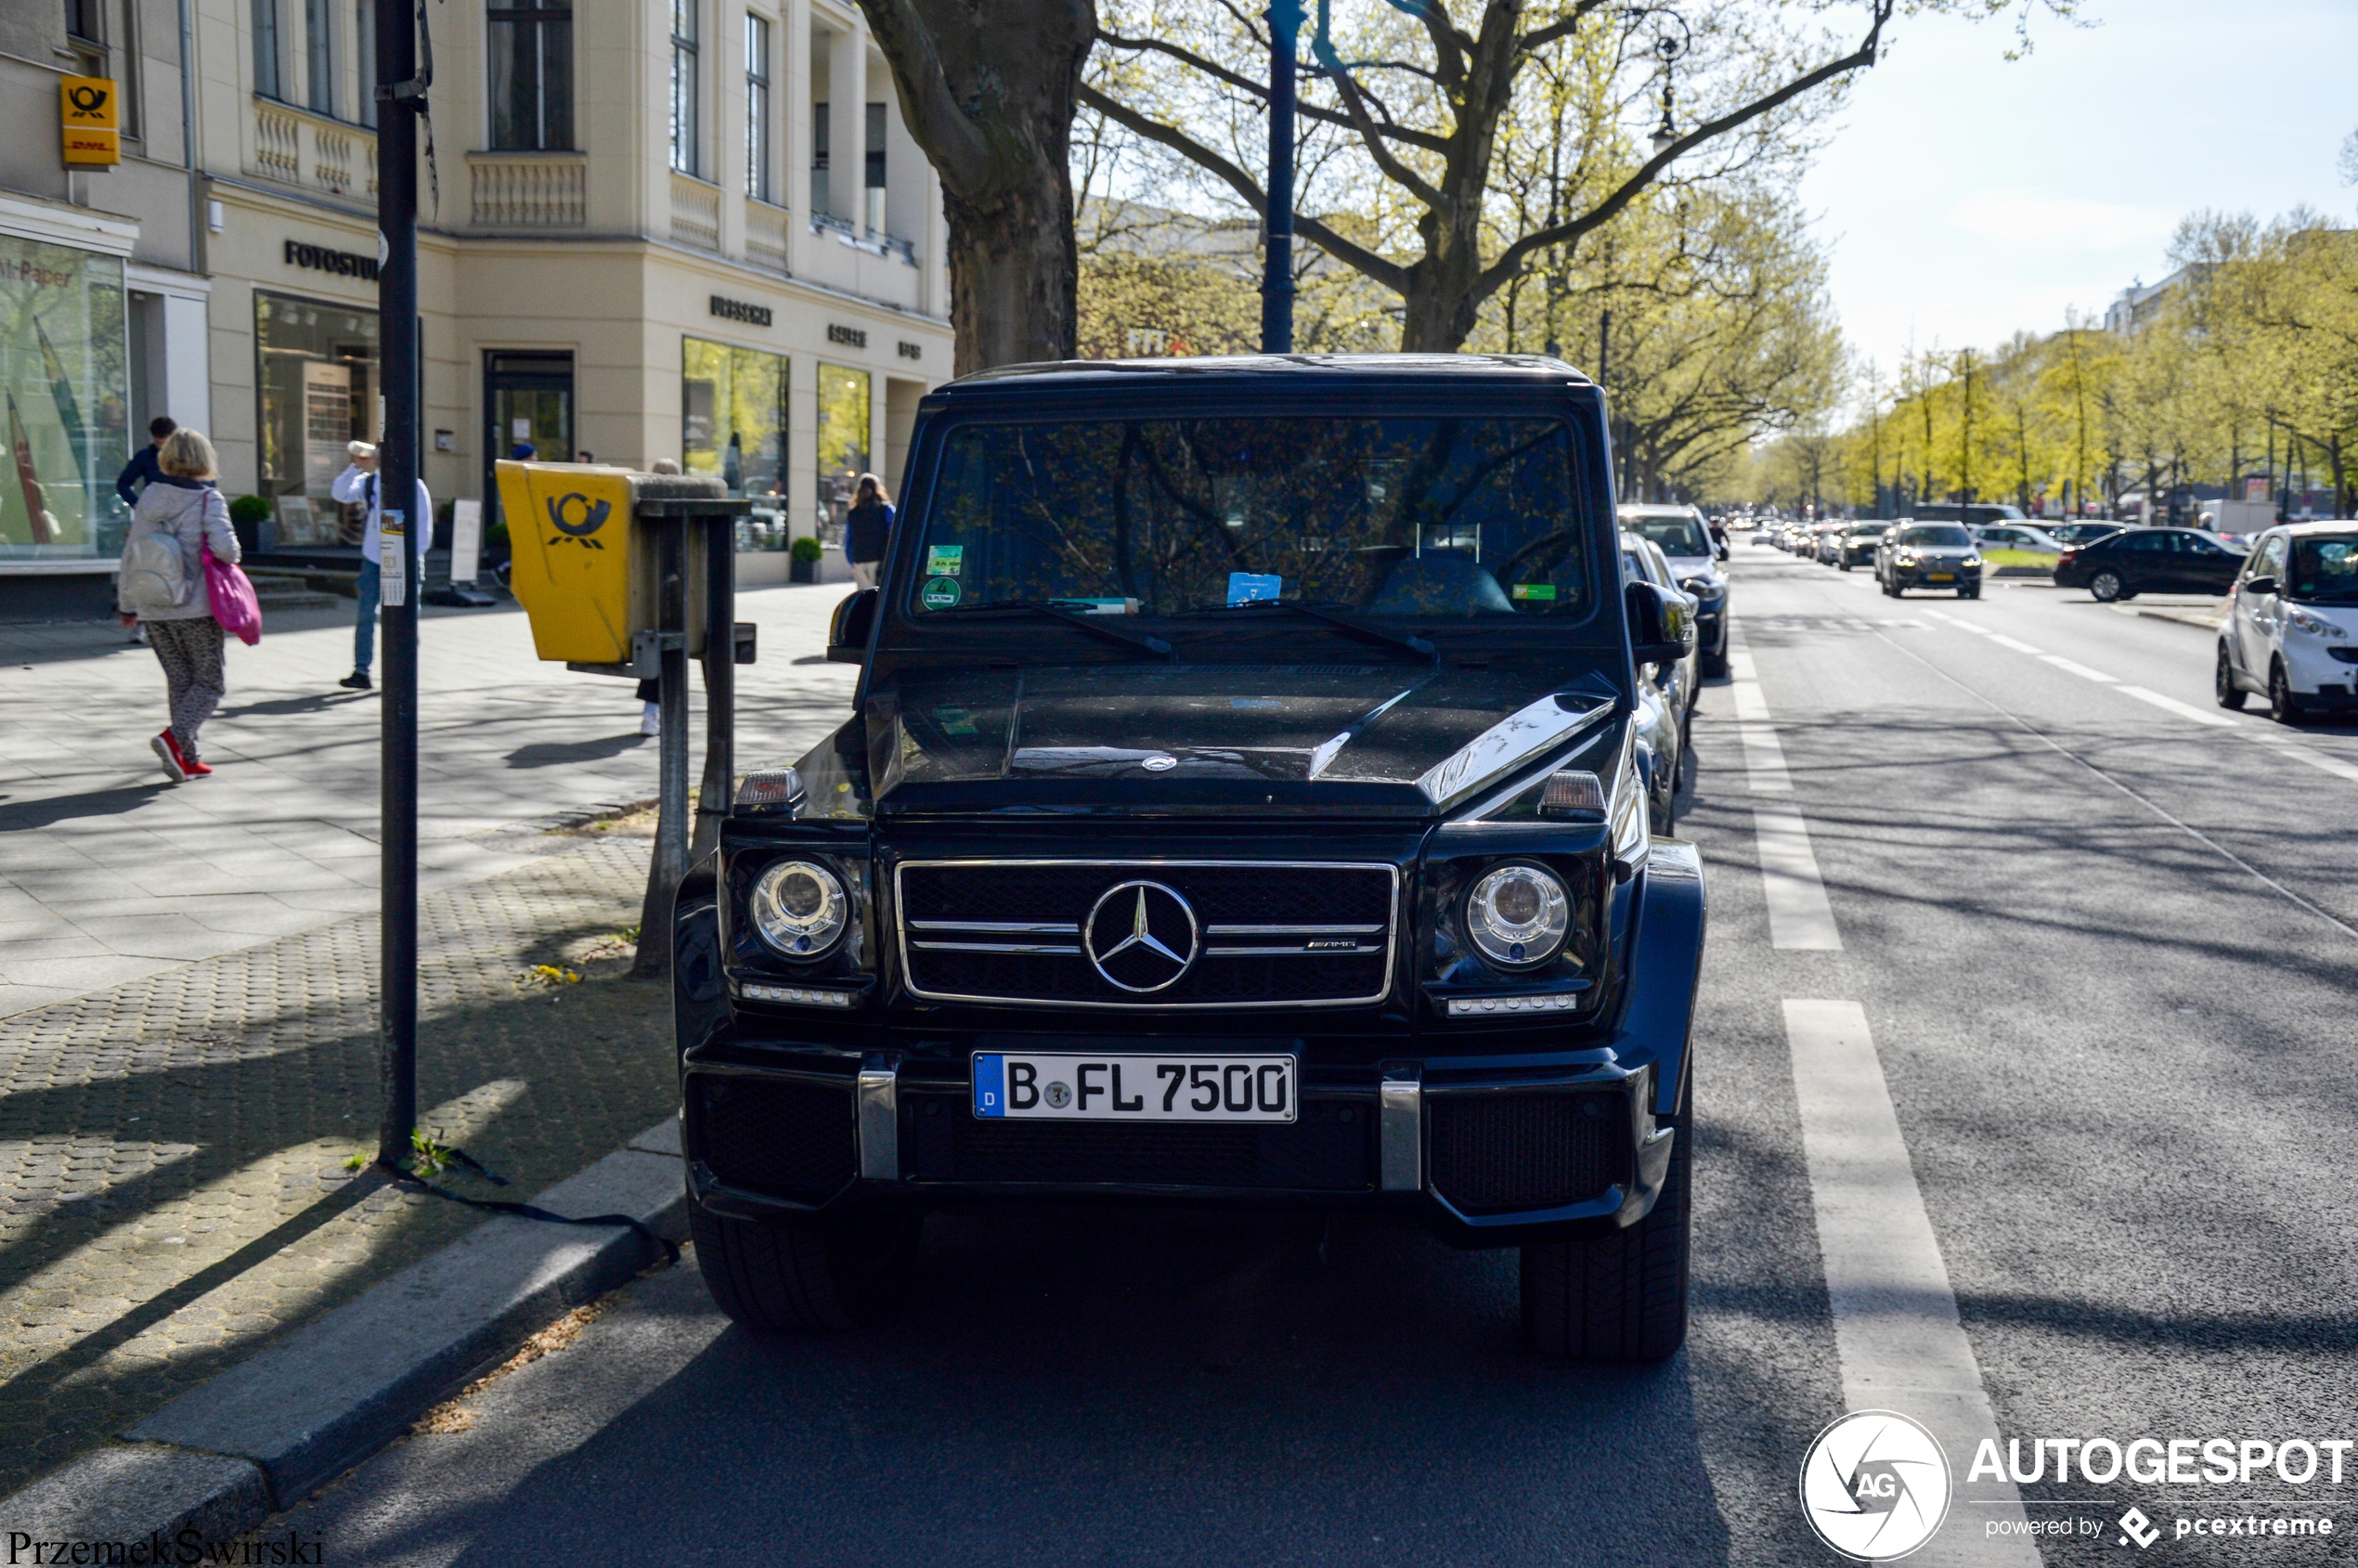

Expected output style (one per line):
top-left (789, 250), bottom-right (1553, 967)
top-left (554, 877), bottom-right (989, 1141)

top-left (1227, 573), bottom-right (1282, 605)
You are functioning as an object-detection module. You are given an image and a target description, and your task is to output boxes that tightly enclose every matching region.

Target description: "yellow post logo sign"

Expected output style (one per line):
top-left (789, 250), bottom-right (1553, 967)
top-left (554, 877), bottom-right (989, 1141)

top-left (59, 76), bottom-right (120, 167)
top-left (497, 461), bottom-right (639, 663)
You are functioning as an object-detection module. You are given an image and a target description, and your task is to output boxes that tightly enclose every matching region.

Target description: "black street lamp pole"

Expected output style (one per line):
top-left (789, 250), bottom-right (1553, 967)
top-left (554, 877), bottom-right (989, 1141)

top-left (373, 0), bottom-right (421, 1166)
top-left (1262, 1), bottom-right (1302, 353)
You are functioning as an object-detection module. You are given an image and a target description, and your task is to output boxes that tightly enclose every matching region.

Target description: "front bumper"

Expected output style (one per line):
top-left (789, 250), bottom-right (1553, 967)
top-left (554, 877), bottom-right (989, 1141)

top-left (678, 847), bottom-right (1706, 1250)
top-left (2284, 638), bottom-right (2358, 704)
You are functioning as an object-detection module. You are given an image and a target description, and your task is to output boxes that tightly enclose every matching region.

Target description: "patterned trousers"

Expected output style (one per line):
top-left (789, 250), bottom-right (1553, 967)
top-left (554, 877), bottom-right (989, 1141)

top-left (148, 617), bottom-right (227, 761)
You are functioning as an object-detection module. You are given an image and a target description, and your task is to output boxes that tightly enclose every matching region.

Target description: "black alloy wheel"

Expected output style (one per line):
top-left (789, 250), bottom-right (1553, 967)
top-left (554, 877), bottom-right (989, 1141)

top-left (2089, 569), bottom-right (2127, 603)
top-left (2215, 642), bottom-right (2248, 710)
top-left (1522, 1108), bottom-right (1691, 1363)
top-left (1958, 582), bottom-right (1981, 600)
top-left (692, 1203), bottom-right (922, 1331)
top-left (2269, 662), bottom-right (2307, 726)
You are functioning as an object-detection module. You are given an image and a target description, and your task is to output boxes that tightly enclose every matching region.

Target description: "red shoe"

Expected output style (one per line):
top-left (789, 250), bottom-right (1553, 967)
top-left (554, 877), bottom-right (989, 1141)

top-left (150, 730), bottom-right (188, 783)
top-left (183, 756), bottom-right (214, 777)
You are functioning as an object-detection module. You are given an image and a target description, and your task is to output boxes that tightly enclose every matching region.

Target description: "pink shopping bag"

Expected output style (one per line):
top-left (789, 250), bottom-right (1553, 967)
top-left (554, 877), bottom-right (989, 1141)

top-left (204, 540), bottom-right (263, 645)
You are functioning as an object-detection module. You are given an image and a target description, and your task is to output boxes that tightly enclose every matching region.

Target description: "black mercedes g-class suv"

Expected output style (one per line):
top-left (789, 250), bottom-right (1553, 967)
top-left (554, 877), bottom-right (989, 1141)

top-left (672, 356), bottom-right (1706, 1361)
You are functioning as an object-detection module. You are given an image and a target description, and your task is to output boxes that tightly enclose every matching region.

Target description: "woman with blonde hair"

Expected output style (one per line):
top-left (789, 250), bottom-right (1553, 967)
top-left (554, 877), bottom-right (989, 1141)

top-left (117, 428), bottom-right (240, 780)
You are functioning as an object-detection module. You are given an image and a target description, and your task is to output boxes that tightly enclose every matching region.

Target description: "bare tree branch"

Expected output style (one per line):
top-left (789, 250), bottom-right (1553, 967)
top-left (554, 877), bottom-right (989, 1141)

top-left (1099, 31), bottom-right (1450, 151)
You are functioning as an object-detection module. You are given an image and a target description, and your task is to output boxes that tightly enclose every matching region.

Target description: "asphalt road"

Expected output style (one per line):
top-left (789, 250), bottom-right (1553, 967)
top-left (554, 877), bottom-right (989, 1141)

top-left (266, 549), bottom-right (2358, 1567)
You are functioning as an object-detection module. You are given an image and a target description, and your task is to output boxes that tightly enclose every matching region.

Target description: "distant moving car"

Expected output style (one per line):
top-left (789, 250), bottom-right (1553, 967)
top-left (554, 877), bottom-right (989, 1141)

top-left (2053, 526), bottom-right (2248, 602)
top-left (1622, 503), bottom-right (1730, 677)
top-left (1972, 524), bottom-right (2065, 573)
top-left (1909, 502), bottom-right (2029, 528)
top-left (1875, 523), bottom-right (1984, 598)
top-left (1619, 531), bottom-right (1694, 831)
top-left (1836, 520), bottom-right (1893, 570)
top-left (2215, 522), bottom-right (2358, 722)
top-left (1810, 522), bottom-right (1850, 564)
top-left (1749, 524), bottom-right (1780, 547)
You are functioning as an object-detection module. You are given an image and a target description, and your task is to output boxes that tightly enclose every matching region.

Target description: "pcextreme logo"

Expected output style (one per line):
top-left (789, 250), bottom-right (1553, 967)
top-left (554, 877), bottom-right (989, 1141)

top-left (1800, 1409), bottom-right (1953, 1561)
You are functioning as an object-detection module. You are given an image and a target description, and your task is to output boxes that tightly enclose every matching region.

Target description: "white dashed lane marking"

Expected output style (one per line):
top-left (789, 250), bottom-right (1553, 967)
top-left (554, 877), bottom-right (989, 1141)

top-left (1784, 999), bottom-right (2039, 1565)
top-left (1727, 626), bottom-right (1843, 951)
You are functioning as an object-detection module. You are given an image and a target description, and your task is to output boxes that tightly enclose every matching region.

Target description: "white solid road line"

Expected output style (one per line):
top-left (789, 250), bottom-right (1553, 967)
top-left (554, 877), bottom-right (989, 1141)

top-left (1727, 626), bottom-right (1843, 950)
top-left (2037, 653), bottom-right (2118, 683)
top-left (2246, 731), bottom-right (2358, 784)
top-left (1986, 633), bottom-right (2043, 655)
top-left (1783, 1000), bottom-right (2039, 1566)
top-left (2115, 685), bottom-right (2238, 729)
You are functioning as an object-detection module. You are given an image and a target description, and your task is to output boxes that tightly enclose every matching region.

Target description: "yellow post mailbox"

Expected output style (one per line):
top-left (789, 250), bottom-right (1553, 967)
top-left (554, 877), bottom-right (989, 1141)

top-left (495, 462), bottom-right (725, 665)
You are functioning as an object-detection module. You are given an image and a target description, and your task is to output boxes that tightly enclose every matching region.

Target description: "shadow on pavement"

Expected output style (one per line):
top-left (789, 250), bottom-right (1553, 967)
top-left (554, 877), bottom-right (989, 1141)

top-left (0, 782), bottom-right (175, 831)
top-left (504, 733), bottom-right (651, 769)
top-left (429, 1211), bottom-right (1735, 1568)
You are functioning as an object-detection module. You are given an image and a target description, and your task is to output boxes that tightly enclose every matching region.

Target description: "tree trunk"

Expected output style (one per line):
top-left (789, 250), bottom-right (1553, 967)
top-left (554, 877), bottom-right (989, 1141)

top-left (857, 0), bottom-right (1095, 375)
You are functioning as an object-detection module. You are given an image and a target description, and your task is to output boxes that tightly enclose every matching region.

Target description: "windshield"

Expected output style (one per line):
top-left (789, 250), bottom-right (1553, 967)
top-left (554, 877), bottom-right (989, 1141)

top-left (1897, 525), bottom-right (1974, 549)
top-left (2289, 536), bottom-right (2358, 602)
top-left (1847, 522), bottom-right (1892, 537)
top-left (1623, 513), bottom-right (1710, 556)
top-left (913, 416), bottom-right (1591, 618)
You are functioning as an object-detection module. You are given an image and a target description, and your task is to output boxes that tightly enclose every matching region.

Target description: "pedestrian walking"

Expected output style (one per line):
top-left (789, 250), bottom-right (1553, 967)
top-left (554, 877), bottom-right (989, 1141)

top-left (330, 441), bottom-right (434, 691)
top-left (845, 473), bottom-right (893, 591)
top-left (117, 429), bottom-right (237, 782)
top-left (114, 416), bottom-right (176, 508)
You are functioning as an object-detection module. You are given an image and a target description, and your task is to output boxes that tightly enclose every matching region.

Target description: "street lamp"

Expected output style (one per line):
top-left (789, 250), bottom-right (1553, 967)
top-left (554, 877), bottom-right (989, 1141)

top-left (1626, 7), bottom-right (1691, 157)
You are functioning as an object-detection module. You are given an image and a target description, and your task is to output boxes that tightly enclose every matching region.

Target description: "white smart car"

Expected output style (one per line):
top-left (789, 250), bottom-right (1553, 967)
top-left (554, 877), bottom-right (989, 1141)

top-left (2216, 522), bottom-right (2358, 723)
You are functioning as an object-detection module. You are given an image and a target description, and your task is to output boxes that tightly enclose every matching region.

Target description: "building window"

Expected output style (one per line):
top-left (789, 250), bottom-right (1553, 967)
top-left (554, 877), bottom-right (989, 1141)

top-left (0, 235), bottom-right (130, 563)
top-left (304, 0), bottom-right (334, 116)
top-left (814, 362), bottom-right (870, 533)
top-left (253, 0), bottom-right (284, 100)
top-left (356, 0), bottom-right (375, 127)
top-left (668, 0), bottom-right (698, 176)
top-left (488, 1), bottom-right (573, 149)
top-left (745, 14), bottom-right (772, 203)
top-left (864, 101), bottom-right (887, 235)
top-left (253, 292), bottom-right (379, 546)
top-left (65, 0), bottom-right (100, 40)
top-left (810, 99), bottom-right (828, 216)
top-left (682, 339), bottom-right (784, 499)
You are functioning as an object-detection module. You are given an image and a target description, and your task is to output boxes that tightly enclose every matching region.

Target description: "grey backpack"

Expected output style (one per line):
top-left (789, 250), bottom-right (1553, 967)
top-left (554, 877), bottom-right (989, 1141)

top-left (122, 528), bottom-right (190, 612)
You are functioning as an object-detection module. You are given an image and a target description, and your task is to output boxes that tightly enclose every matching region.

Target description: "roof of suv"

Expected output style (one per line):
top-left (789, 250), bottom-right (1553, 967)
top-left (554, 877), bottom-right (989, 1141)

top-left (933, 354), bottom-right (1598, 399)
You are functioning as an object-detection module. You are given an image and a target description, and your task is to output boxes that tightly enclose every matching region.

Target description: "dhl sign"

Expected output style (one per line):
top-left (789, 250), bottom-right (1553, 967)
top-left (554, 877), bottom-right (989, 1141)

top-left (60, 76), bottom-right (119, 167)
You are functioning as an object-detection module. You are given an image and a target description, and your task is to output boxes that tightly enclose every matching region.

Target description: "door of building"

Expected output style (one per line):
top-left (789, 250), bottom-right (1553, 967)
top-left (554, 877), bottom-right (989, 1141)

top-left (482, 351), bottom-right (574, 556)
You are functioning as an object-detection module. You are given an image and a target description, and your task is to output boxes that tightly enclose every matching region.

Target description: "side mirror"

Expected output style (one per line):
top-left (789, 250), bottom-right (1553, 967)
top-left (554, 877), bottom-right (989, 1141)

top-left (2243, 575), bottom-right (2278, 597)
top-left (1626, 579), bottom-right (1695, 668)
top-left (828, 587), bottom-right (878, 664)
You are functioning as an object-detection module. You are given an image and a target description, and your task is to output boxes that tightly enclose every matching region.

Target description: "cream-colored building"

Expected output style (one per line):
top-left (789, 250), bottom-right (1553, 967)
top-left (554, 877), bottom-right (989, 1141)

top-left (0, 0), bottom-right (949, 612)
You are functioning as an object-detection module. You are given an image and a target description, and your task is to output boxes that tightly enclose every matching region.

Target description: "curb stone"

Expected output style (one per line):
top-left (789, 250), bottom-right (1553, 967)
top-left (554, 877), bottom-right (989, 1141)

top-left (0, 1117), bottom-right (687, 1544)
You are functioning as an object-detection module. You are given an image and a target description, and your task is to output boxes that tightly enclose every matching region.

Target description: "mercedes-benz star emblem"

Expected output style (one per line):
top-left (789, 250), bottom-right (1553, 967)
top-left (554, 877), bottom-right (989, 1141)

top-left (1083, 880), bottom-right (1200, 993)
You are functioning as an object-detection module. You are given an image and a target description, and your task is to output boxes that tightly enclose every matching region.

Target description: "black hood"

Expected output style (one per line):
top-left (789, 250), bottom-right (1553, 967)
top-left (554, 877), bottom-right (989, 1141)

top-left (865, 660), bottom-right (1620, 818)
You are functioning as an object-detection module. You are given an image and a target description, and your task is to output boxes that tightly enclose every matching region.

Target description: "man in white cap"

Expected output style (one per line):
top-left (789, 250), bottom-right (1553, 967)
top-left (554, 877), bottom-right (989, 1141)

top-left (330, 440), bottom-right (433, 690)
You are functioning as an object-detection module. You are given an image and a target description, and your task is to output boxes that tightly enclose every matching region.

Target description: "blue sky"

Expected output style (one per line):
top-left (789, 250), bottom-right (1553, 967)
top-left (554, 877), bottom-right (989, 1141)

top-left (1799, 0), bottom-right (2358, 380)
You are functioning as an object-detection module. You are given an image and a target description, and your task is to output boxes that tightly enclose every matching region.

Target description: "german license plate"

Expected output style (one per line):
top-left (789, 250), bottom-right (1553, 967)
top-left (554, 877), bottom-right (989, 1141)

top-left (971, 1053), bottom-right (1297, 1122)
top-left (1925, 573), bottom-right (1955, 582)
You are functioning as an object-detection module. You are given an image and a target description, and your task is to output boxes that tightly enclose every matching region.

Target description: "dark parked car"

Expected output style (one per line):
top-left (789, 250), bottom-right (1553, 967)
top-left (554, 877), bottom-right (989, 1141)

top-left (674, 356), bottom-right (1706, 1364)
top-left (1874, 523), bottom-right (1984, 598)
top-left (2053, 526), bottom-right (2248, 602)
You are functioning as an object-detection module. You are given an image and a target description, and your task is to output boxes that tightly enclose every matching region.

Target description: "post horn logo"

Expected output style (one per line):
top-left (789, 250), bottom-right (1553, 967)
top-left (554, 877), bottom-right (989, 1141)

top-left (1799, 1410), bottom-right (1951, 1561)
top-left (67, 84), bottom-right (110, 117)
top-left (544, 493), bottom-right (611, 549)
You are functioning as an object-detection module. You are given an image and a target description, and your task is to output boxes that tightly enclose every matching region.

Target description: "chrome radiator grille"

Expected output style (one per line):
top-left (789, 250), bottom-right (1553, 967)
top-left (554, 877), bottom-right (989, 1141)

top-left (895, 860), bottom-right (1397, 1009)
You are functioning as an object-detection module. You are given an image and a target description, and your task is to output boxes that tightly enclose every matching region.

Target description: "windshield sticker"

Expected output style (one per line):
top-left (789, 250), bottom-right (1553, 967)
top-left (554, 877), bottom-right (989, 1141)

top-left (926, 544), bottom-right (965, 577)
top-left (1049, 597), bottom-right (1139, 616)
top-left (933, 706), bottom-right (978, 736)
top-left (920, 577), bottom-right (963, 609)
top-left (1227, 572), bottom-right (1283, 606)
top-left (1512, 583), bottom-right (1558, 602)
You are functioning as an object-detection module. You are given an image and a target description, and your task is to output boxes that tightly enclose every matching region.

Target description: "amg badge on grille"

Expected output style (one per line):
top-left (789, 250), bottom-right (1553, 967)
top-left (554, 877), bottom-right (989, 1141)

top-left (1083, 881), bottom-right (1200, 992)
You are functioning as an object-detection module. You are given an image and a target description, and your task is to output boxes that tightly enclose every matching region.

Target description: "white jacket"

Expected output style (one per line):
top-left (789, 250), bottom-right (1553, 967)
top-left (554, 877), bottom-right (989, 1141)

top-left (330, 465), bottom-right (434, 564)
top-left (119, 481), bottom-right (239, 620)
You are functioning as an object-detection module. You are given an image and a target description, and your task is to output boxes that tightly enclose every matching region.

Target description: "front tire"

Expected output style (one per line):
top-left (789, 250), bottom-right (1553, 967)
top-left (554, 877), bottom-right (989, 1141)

top-left (2090, 570), bottom-right (2126, 603)
top-left (2270, 662), bottom-right (2307, 726)
top-left (2215, 642), bottom-right (2248, 709)
top-left (1838, 559), bottom-right (1852, 572)
top-left (692, 1202), bottom-right (919, 1331)
top-left (1522, 1112), bottom-right (1691, 1363)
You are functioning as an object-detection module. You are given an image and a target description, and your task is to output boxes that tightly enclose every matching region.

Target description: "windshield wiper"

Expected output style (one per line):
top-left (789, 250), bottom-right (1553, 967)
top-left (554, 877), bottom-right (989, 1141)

top-left (1182, 599), bottom-right (1438, 664)
top-left (931, 600), bottom-right (1174, 660)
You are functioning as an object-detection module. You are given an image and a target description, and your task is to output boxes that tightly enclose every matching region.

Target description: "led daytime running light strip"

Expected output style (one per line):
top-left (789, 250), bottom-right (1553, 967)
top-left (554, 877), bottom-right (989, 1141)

top-left (1446, 992), bottom-right (1586, 1017)
top-left (741, 982), bottom-right (860, 1008)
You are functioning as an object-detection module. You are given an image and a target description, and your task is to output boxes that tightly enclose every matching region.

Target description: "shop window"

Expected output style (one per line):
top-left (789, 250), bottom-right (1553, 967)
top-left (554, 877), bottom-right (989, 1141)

top-left (253, 292), bottom-right (378, 547)
top-left (489, 0), bottom-right (573, 150)
top-left (815, 362), bottom-right (869, 537)
top-left (682, 338), bottom-right (784, 499)
top-left (0, 236), bottom-right (130, 562)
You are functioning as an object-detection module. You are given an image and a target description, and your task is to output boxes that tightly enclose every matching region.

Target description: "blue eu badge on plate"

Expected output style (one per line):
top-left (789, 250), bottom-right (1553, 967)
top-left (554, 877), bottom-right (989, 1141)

top-left (1226, 572), bottom-right (1282, 606)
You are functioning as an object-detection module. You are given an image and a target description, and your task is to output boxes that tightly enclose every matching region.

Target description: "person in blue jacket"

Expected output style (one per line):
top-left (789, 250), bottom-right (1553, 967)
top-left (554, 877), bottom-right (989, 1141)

top-left (115, 416), bottom-right (177, 507)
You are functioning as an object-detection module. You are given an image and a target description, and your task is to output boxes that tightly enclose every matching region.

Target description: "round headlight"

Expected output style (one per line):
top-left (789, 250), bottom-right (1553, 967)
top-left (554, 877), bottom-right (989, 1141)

top-left (1464, 863), bottom-right (1570, 969)
top-left (749, 860), bottom-right (849, 957)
